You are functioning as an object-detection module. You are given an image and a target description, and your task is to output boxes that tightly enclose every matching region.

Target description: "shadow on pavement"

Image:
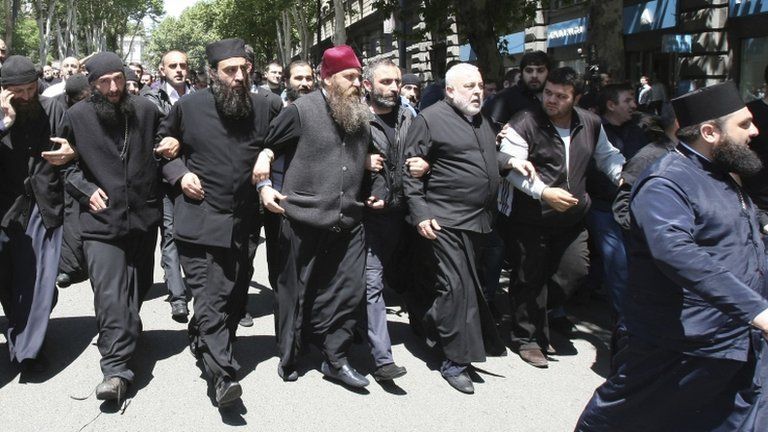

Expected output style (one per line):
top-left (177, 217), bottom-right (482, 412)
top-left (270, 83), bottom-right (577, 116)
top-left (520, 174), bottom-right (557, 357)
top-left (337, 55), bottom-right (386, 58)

top-left (125, 328), bottom-right (188, 399)
top-left (0, 315), bottom-right (97, 388)
top-left (234, 334), bottom-right (277, 381)
top-left (245, 284), bottom-right (275, 320)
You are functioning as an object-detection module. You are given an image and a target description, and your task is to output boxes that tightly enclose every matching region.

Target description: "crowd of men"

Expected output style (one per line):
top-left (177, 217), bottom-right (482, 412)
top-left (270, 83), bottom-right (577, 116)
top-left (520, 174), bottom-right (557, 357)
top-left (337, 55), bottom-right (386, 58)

top-left (3, 34), bottom-right (768, 429)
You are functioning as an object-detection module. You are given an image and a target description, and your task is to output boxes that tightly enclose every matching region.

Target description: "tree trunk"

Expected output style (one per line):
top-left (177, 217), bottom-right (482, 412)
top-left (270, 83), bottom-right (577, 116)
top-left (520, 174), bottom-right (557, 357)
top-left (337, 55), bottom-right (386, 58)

top-left (455, 0), bottom-right (503, 83)
top-left (587, 0), bottom-right (624, 80)
top-left (332, 0), bottom-right (346, 46)
top-left (291, 5), bottom-right (311, 61)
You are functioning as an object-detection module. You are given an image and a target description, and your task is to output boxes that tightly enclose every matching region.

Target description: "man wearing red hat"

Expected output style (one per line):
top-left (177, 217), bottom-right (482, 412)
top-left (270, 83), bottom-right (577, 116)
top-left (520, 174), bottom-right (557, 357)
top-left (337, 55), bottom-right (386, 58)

top-left (260, 44), bottom-right (376, 388)
top-left (577, 81), bottom-right (768, 431)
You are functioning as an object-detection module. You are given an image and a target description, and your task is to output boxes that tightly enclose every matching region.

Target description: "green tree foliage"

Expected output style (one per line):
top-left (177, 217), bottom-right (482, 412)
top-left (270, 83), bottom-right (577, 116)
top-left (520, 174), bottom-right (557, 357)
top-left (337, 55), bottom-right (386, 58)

top-left (146, 1), bottom-right (220, 71)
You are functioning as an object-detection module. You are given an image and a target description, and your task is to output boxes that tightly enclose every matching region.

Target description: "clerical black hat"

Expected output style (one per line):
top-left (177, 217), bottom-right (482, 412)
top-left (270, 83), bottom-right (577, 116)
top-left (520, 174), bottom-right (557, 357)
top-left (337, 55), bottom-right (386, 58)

top-left (402, 73), bottom-right (421, 87)
top-left (671, 81), bottom-right (745, 128)
top-left (0, 55), bottom-right (38, 86)
top-left (86, 52), bottom-right (124, 83)
top-left (65, 74), bottom-right (89, 98)
top-left (206, 38), bottom-right (247, 67)
top-left (123, 66), bottom-right (139, 83)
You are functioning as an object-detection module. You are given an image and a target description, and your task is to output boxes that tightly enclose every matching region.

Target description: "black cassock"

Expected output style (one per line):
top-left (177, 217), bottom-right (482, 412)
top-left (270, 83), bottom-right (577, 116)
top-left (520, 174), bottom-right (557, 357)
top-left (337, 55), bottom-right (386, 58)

top-left (402, 100), bottom-right (506, 364)
top-left (161, 88), bottom-right (280, 382)
top-left (0, 96), bottom-right (66, 363)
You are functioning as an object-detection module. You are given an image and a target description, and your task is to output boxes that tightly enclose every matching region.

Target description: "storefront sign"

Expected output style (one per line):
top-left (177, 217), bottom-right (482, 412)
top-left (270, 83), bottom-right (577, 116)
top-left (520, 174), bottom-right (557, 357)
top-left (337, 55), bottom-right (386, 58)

top-left (459, 31), bottom-right (525, 62)
top-left (547, 17), bottom-right (588, 48)
top-left (623, 0), bottom-right (677, 34)
top-left (731, 0), bottom-right (768, 17)
top-left (661, 34), bottom-right (692, 53)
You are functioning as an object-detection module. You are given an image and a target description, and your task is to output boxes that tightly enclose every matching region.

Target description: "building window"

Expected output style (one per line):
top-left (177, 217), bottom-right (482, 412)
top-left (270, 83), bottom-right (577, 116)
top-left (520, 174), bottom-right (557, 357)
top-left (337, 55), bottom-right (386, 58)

top-left (740, 37), bottom-right (768, 102)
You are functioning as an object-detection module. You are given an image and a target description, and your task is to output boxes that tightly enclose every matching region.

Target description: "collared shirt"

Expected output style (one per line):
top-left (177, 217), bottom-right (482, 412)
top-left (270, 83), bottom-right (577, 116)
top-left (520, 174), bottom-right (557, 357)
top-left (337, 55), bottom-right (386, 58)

top-left (165, 82), bottom-right (189, 106)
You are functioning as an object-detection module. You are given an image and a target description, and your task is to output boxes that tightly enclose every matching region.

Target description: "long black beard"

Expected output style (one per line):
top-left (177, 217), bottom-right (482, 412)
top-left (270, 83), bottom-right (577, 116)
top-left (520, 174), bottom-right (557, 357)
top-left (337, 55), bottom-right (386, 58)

top-left (12, 98), bottom-right (43, 126)
top-left (90, 90), bottom-right (135, 129)
top-left (327, 86), bottom-right (369, 135)
top-left (286, 86), bottom-right (311, 102)
top-left (712, 135), bottom-right (764, 177)
top-left (210, 73), bottom-right (252, 120)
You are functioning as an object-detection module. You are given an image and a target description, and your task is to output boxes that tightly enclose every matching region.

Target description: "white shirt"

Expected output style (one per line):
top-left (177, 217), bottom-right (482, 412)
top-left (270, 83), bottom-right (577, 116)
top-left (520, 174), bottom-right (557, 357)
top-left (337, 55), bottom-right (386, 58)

top-left (42, 81), bottom-right (65, 98)
top-left (165, 82), bottom-right (189, 105)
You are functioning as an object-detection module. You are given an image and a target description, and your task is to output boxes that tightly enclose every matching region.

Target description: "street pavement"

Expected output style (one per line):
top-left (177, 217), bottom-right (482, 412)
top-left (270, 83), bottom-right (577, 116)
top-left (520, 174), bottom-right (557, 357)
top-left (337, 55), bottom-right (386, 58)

top-left (0, 238), bottom-right (610, 432)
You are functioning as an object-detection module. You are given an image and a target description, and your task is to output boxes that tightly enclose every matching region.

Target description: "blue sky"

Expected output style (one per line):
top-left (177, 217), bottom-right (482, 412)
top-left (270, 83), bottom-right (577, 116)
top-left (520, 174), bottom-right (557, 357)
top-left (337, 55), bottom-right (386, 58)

top-left (163, 0), bottom-right (200, 18)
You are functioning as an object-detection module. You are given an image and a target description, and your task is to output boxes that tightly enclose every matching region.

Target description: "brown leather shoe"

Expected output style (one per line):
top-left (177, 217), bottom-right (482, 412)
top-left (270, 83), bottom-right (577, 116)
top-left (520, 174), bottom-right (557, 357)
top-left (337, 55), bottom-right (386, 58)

top-left (519, 348), bottom-right (548, 368)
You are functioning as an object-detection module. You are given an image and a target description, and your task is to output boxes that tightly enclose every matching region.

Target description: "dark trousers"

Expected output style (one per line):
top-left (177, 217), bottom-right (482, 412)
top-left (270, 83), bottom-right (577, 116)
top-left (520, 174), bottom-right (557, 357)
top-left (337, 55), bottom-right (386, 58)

top-left (413, 227), bottom-right (504, 365)
top-left (262, 210), bottom-right (282, 291)
top-left (576, 331), bottom-right (760, 432)
top-left (276, 218), bottom-right (365, 370)
top-left (363, 211), bottom-right (403, 367)
top-left (58, 193), bottom-right (87, 277)
top-left (502, 221), bottom-right (589, 350)
top-left (85, 230), bottom-right (156, 382)
top-left (177, 240), bottom-right (250, 382)
top-left (0, 205), bottom-right (62, 362)
top-left (160, 185), bottom-right (187, 304)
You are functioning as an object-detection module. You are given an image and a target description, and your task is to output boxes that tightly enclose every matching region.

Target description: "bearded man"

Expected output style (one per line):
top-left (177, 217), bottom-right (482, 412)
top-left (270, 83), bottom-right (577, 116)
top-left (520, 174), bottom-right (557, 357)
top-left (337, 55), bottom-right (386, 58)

top-left (577, 82), bottom-right (768, 431)
top-left (61, 52), bottom-right (171, 401)
top-left (0, 55), bottom-right (68, 371)
top-left (160, 38), bottom-right (281, 406)
top-left (402, 63), bottom-right (509, 394)
top-left (259, 45), bottom-right (376, 388)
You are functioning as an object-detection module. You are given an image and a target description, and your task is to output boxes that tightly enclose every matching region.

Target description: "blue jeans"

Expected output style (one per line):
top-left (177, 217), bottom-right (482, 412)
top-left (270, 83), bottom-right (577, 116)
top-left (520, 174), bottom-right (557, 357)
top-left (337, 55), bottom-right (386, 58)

top-left (586, 208), bottom-right (628, 317)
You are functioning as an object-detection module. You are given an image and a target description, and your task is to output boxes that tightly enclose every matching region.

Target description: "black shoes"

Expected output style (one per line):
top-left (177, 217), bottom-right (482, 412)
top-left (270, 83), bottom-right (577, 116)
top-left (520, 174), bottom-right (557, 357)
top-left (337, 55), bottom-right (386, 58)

top-left (277, 364), bottom-right (298, 382)
top-left (320, 361), bottom-right (369, 388)
top-left (443, 371), bottom-right (474, 394)
top-left (215, 377), bottom-right (242, 407)
top-left (372, 363), bottom-right (407, 382)
top-left (171, 301), bottom-right (189, 323)
top-left (56, 273), bottom-right (72, 288)
top-left (238, 312), bottom-right (254, 327)
top-left (96, 376), bottom-right (128, 401)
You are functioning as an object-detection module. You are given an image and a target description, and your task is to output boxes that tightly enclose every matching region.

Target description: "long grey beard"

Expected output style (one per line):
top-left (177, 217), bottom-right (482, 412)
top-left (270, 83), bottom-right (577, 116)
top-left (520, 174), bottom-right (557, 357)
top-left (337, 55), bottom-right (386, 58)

top-left (328, 93), bottom-right (370, 135)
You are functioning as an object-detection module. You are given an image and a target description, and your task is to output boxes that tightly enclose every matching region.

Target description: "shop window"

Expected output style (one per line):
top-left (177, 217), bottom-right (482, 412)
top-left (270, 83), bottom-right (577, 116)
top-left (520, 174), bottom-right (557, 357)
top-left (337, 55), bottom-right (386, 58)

top-left (741, 37), bottom-right (768, 102)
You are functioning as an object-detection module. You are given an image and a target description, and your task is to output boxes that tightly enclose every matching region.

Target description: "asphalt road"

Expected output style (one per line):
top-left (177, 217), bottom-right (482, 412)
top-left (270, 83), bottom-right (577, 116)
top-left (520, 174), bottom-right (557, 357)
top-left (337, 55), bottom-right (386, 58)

top-left (0, 238), bottom-right (610, 432)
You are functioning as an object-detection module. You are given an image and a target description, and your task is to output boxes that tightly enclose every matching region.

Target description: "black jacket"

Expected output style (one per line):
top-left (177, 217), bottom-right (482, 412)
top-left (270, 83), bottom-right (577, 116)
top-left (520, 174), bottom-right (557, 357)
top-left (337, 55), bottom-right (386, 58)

top-left (144, 84), bottom-right (194, 117)
top-left (63, 95), bottom-right (162, 240)
top-left (161, 88), bottom-right (281, 248)
top-left (366, 102), bottom-right (415, 212)
top-left (0, 96), bottom-right (67, 230)
top-left (482, 81), bottom-right (540, 129)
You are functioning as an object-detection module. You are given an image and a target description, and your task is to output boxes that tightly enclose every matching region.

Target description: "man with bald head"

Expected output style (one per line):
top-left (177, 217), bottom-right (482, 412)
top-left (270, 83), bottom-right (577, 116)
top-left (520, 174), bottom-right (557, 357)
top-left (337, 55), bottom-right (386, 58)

top-left (145, 49), bottom-right (194, 322)
top-left (402, 63), bottom-right (510, 393)
top-left (42, 56), bottom-right (80, 97)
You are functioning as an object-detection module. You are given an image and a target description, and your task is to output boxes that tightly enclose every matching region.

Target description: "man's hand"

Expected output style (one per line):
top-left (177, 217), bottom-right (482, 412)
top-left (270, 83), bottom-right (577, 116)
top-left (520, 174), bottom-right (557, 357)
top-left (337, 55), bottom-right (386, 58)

top-left (251, 150), bottom-right (272, 184)
top-left (541, 187), bottom-right (578, 212)
top-left (155, 137), bottom-right (180, 159)
top-left (41, 138), bottom-right (77, 166)
top-left (406, 157), bottom-right (430, 178)
top-left (366, 153), bottom-right (385, 172)
top-left (180, 172), bottom-right (205, 201)
top-left (1, 90), bottom-right (16, 129)
top-left (417, 218), bottom-right (441, 240)
top-left (89, 188), bottom-right (109, 213)
top-left (507, 157), bottom-right (536, 179)
top-left (365, 196), bottom-right (385, 210)
top-left (496, 123), bottom-right (510, 145)
top-left (260, 186), bottom-right (286, 214)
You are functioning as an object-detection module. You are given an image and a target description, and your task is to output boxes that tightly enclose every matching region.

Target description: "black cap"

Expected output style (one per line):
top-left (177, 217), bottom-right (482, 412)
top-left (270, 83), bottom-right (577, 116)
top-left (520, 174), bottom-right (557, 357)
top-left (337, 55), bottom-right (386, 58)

top-left (402, 73), bottom-right (420, 87)
top-left (671, 81), bottom-right (745, 128)
top-left (85, 52), bottom-right (123, 83)
top-left (65, 74), bottom-right (89, 98)
top-left (206, 38), bottom-right (247, 67)
top-left (123, 66), bottom-right (139, 83)
top-left (0, 55), bottom-right (38, 86)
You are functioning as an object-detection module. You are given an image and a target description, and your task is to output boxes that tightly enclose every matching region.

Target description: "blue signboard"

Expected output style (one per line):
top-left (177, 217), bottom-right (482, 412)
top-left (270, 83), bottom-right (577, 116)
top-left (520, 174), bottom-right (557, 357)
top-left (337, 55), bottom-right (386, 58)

top-left (623, 0), bottom-right (677, 34)
top-left (731, 0), bottom-right (768, 17)
top-left (547, 17), bottom-right (588, 48)
top-left (459, 31), bottom-right (525, 62)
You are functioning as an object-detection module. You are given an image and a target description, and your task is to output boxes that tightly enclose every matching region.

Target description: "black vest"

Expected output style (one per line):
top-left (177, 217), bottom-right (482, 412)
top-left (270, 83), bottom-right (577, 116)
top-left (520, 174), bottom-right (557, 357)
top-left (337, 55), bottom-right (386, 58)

top-left (281, 90), bottom-right (370, 230)
top-left (508, 105), bottom-right (601, 227)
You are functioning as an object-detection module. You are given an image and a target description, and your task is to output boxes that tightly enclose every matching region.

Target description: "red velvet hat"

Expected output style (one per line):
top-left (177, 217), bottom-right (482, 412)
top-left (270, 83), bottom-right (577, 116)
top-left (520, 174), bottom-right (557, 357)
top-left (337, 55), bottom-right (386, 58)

top-left (320, 45), bottom-right (361, 79)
